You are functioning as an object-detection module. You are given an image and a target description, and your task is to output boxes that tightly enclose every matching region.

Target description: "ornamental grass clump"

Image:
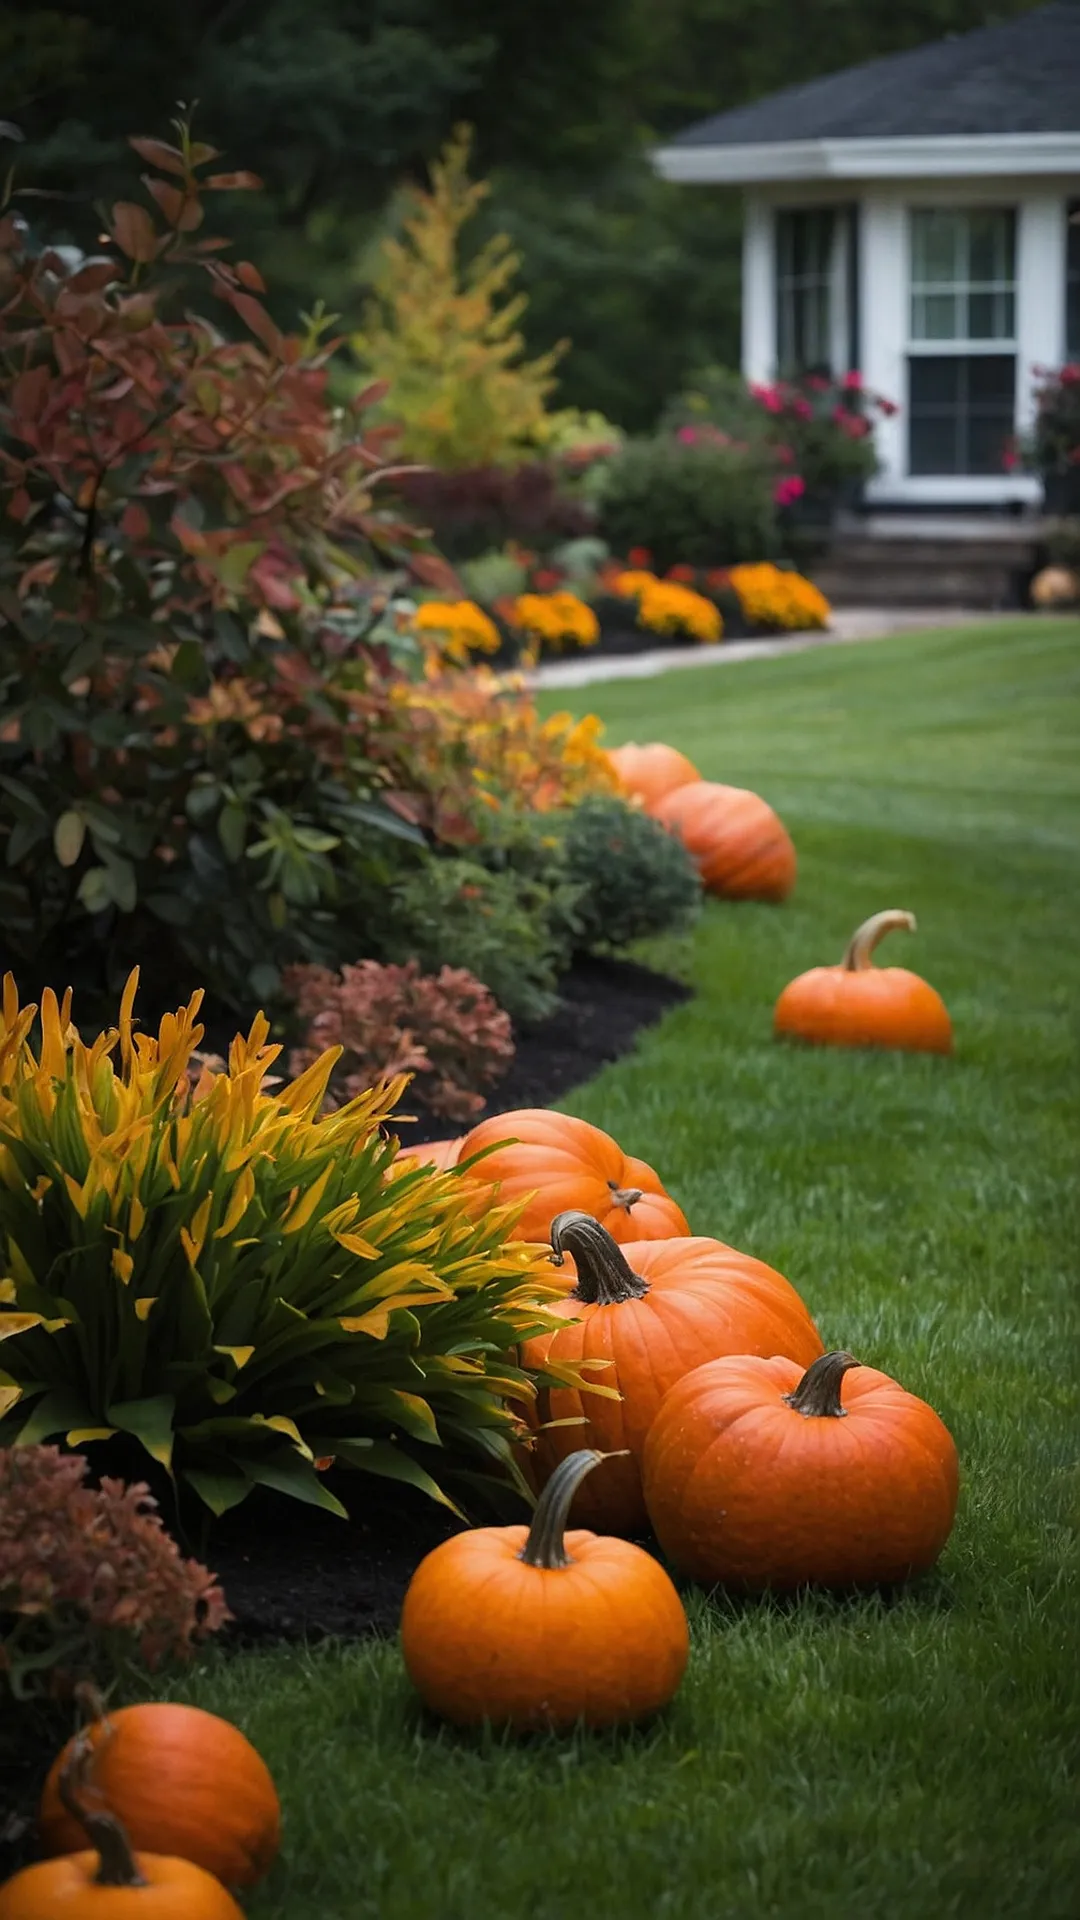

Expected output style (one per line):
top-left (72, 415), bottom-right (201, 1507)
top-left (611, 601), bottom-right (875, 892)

top-left (0, 972), bottom-right (579, 1519)
top-left (0, 1444), bottom-right (228, 1700)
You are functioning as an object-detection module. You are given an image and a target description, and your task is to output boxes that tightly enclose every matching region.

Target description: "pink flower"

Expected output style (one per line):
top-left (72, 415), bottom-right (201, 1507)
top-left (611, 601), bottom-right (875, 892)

top-left (791, 398), bottom-right (813, 421)
top-left (1001, 446), bottom-right (1019, 471)
top-left (841, 370), bottom-right (864, 391)
top-left (1059, 364), bottom-right (1080, 385)
top-left (773, 474), bottom-right (806, 507)
top-left (750, 382), bottom-right (784, 414)
top-left (877, 397), bottom-right (900, 417)
top-left (676, 425), bottom-right (699, 444)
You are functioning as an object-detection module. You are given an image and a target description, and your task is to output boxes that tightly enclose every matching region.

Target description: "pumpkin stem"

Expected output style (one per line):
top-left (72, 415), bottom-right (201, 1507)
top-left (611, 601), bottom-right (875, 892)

top-left (842, 910), bottom-right (917, 971)
top-left (57, 1724), bottom-right (148, 1890)
top-left (549, 1209), bottom-right (649, 1303)
top-left (607, 1180), bottom-right (644, 1212)
top-left (519, 1449), bottom-right (628, 1568)
top-left (784, 1350), bottom-right (861, 1417)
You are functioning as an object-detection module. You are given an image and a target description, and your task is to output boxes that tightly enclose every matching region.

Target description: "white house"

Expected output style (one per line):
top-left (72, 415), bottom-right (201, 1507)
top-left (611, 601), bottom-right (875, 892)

top-left (654, 1), bottom-right (1080, 510)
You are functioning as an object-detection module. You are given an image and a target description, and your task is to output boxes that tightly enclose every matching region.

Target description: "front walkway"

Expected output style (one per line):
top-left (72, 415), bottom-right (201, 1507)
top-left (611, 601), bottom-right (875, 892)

top-left (529, 606), bottom-right (1015, 689)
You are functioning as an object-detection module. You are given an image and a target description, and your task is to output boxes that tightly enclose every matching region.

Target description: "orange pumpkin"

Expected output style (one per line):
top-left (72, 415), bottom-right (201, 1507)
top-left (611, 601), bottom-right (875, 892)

top-left (519, 1211), bottom-right (824, 1533)
top-left (400, 1448), bottom-right (688, 1730)
top-left (456, 1108), bottom-right (689, 1245)
top-left (394, 1136), bottom-right (463, 1171)
top-left (40, 1703), bottom-right (279, 1890)
top-left (2, 1729), bottom-right (243, 1919)
top-left (652, 779), bottom-right (796, 901)
top-left (774, 909), bottom-right (952, 1053)
top-left (643, 1349), bottom-right (959, 1591)
top-left (606, 741), bottom-right (700, 811)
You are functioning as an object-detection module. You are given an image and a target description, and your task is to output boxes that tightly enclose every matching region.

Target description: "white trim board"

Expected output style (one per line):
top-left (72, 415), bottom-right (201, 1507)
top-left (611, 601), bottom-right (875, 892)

top-left (655, 133), bottom-right (1080, 185)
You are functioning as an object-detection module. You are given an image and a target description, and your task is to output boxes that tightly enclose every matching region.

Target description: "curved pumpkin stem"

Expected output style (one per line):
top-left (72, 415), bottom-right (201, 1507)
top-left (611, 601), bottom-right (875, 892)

top-left (519, 1449), bottom-right (627, 1567)
top-left (783, 1350), bottom-right (860, 1417)
top-left (550, 1210), bottom-right (649, 1304)
top-left (58, 1723), bottom-right (147, 1889)
top-left (607, 1180), bottom-right (644, 1212)
top-left (842, 910), bottom-right (917, 971)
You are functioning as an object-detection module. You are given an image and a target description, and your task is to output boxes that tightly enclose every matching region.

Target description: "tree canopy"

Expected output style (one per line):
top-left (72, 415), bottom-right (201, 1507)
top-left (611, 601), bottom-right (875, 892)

top-left (3, 1), bottom-right (1050, 428)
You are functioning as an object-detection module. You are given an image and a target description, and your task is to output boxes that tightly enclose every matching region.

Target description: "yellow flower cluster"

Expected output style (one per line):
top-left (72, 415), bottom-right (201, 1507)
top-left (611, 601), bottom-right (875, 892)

top-left (398, 668), bottom-right (618, 815)
top-left (611, 571), bottom-right (722, 645)
top-left (508, 590), bottom-right (600, 660)
top-left (728, 563), bottom-right (831, 632)
top-left (414, 598), bottom-right (501, 664)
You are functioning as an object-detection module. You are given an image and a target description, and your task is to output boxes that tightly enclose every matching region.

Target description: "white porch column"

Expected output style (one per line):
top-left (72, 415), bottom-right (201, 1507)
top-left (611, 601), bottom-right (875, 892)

top-left (859, 191), bottom-right (907, 494)
top-left (1016, 194), bottom-right (1067, 436)
top-left (741, 195), bottom-right (774, 382)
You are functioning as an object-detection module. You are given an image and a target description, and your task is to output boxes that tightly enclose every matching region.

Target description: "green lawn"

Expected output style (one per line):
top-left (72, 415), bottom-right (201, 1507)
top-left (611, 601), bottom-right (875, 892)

top-left (167, 619), bottom-right (1080, 1920)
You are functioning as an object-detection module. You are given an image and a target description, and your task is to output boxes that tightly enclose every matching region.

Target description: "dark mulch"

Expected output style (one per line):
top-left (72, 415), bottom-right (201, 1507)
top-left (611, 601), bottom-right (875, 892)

top-left (393, 952), bottom-right (690, 1146)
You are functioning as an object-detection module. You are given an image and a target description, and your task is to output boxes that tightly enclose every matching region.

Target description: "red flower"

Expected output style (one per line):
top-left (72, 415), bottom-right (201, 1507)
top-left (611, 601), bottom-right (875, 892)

top-left (531, 567), bottom-right (564, 590)
top-left (773, 474), bottom-right (806, 507)
top-left (666, 563), bottom-right (697, 583)
top-left (627, 546), bottom-right (653, 567)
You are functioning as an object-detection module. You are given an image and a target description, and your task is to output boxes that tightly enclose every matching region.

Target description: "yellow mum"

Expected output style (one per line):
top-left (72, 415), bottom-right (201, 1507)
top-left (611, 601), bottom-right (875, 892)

top-left (414, 599), bottom-right (501, 664)
top-left (611, 570), bottom-right (722, 645)
top-left (728, 564), bottom-right (831, 632)
top-left (508, 591), bottom-right (600, 659)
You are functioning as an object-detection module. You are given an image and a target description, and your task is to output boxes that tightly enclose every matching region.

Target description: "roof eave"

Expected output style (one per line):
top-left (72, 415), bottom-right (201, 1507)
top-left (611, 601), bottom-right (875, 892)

top-left (653, 132), bottom-right (1080, 185)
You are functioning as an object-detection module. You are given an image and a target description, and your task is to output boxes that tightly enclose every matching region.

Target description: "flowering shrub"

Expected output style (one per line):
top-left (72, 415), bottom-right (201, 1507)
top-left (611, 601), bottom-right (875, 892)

top-left (392, 669), bottom-right (618, 832)
top-left (284, 958), bottom-right (513, 1122)
top-left (1027, 364), bottom-right (1080, 476)
top-left (610, 572), bottom-right (723, 644)
top-left (668, 366), bottom-right (897, 511)
top-left (506, 590), bottom-right (599, 660)
top-left (1, 1446), bottom-right (228, 1700)
top-left (0, 971), bottom-right (580, 1516)
top-left (414, 599), bottom-right (501, 664)
top-left (727, 563), bottom-right (831, 632)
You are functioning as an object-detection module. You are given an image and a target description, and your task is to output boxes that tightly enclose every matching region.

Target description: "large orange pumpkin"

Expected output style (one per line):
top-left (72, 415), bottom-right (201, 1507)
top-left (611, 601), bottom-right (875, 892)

top-left (400, 1448), bottom-right (688, 1730)
top-left (2, 1729), bottom-right (243, 1919)
top-left (40, 1703), bottom-right (280, 1890)
top-left (519, 1211), bottom-right (824, 1533)
top-left (774, 909), bottom-right (952, 1053)
top-left (643, 1349), bottom-right (959, 1590)
top-left (456, 1108), bottom-right (689, 1245)
top-left (652, 779), bottom-right (796, 901)
top-left (606, 741), bottom-right (700, 811)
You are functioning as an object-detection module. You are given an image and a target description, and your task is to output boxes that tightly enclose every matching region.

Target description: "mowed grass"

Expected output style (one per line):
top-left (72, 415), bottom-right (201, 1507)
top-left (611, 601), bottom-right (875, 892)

top-left (168, 619), bottom-right (1079, 1920)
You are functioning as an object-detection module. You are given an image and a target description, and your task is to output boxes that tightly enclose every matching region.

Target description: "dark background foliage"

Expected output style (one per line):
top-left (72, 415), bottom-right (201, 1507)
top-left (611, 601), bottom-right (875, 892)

top-left (2, 2), bottom-right (1048, 427)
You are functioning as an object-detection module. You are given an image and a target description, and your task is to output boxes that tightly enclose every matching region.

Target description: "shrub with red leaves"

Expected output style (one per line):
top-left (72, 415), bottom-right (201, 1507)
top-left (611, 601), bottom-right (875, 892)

top-left (0, 1446), bottom-right (229, 1700)
top-left (396, 461), bottom-right (592, 561)
top-left (284, 957), bottom-right (514, 1122)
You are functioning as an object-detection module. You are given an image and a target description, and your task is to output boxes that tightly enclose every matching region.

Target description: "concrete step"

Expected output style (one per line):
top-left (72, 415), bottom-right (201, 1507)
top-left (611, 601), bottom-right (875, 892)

top-left (815, 562), bottom-right (1024, 609)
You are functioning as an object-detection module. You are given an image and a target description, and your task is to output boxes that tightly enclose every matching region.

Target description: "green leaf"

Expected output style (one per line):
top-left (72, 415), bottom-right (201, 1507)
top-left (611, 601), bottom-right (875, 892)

top-left (100, 851), bottom-right (137, 912)
top-left (333, 1438), bottom-right (462, 1513)
top-left (107, 1394), bottom-right (176, 1470)
top-left (183, 1465), bottom-right (252, 1517)
top-left (53, 811), bottom-right (86, 868)
top-left (144, 890), bottom-right (190, 925)
top-left (0, 776), bottom-right (47, 818)
top-left (16, 1389), bottom-right (95, 1448)
top-left (171, 640), bottom-right (206, 686)
top-left (77, 866), bottom-right (113, 914)
top-left (218, 803), bottom-right (247, 862)
top-left (6, 816), bottom-right (49, 865)
top-left (214, 540), bottom-right (265, 594)
top-left (243, 1451), bottom-right (349, 1517)
top-left (185, 782), bottom-right (220, 824)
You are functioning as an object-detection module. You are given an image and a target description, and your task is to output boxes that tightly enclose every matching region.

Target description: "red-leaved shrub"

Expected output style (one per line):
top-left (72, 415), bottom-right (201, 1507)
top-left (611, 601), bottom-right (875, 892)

top-left (284, 958), bottom-right (514, 1121)
top-left (0, 1446), bottom-right (229, 1699)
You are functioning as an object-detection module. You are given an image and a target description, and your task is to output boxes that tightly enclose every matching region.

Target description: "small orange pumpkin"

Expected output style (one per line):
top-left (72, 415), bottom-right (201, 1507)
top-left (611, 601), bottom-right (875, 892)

top-left (643, 1349), bottom-right (959, 1591)
top-left (400, 1448), bottom-right (689, 1730)
top-left (456, 1108), bottom-right (689, 1245)
top-left (774, 909), bottom-right (952, 1052)
top-left (520, 1211), bottom-right (824, 1533)
top-left (652, 779), bottom-right (796, 901)
top-left (40, 1703), bottom-right (279, 1890)
top-left (1, 1729), bottom-right (243, 1919)
top-left (606, 741), bottom-right (700, 810)
top-left (394, 1136), bottom-right (463, 1171)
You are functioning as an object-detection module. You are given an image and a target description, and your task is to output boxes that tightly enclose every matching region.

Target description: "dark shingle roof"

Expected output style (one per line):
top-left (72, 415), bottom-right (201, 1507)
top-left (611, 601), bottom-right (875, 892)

top-left (666, 2), bottom-right (1080, 147)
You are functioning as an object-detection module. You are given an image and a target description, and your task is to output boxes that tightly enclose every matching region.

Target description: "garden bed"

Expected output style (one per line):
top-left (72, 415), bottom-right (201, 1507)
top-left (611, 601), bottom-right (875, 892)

top-left (392, 952), bottom-right (690, 1146)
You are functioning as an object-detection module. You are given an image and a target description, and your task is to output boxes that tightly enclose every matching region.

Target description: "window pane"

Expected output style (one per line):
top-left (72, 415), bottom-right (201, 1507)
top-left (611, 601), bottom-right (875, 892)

top-left (968, 412), bottom-right (1012, 474)
top-left (1067, 199), bottom-right (1080, 360)
top-left (913, 292), bottom-right (959, 339)
top-left (968, 354), bottom-right (1015, 403)
top-left (775, 208), bottom-right (844, 375)
top-left (967, 209), bottom-right (1015, 284)
top-left (912, 210), bottom-right (959, 284)
top-left (910, 357), bottom-right (961, 404)
top-left (909, 415), bottom-right (960, 474)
